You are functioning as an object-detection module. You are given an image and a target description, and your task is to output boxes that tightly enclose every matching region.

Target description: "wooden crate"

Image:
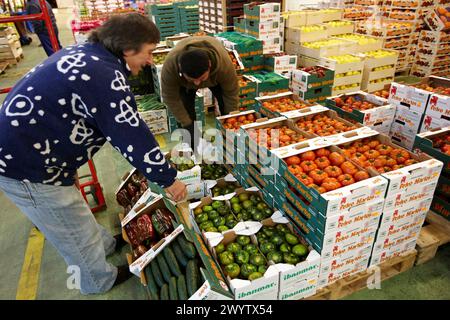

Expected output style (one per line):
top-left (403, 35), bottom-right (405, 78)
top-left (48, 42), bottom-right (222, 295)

top-left (415, 211), bottom-right (450, 265)
top-left (0, 61), bottom-right (9, 74)
top-left (307, 249), bottom-right (417, 300)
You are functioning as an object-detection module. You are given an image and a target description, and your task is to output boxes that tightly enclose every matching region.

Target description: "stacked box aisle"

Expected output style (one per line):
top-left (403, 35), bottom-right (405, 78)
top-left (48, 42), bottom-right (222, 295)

top-left (177, 2), bottom-right (200, 34)
top-left (146, 2), bottom-right (181, 40)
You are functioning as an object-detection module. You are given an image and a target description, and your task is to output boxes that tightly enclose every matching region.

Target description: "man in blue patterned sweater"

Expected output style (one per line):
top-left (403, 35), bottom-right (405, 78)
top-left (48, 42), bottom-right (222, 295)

top-left (0, 14), bottom-right (186, 295)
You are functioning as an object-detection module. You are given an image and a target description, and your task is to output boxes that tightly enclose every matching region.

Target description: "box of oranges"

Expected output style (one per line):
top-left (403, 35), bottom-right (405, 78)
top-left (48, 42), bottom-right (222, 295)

top-left (425, 7), bottom-right (450, 32)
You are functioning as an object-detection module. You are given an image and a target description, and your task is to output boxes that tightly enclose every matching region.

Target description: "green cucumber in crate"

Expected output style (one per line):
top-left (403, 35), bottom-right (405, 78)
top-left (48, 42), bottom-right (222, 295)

top-left (163, 246), bottom-right (182, 277)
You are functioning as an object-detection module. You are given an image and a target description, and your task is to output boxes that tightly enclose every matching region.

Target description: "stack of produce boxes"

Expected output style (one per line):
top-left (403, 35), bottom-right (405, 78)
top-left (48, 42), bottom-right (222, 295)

top-left (237, 75), bottom-right (260, 111)
top-left (326, 91), bottom-right (396, 135)
top-left (146, 3), bottom-right (181, 40)
top-left (247, 71), bottom-right (291, 97)
top-left (320, 54), bottom-right (365, 96)
top-left (411, 30), bottom-right (450, 78)
top-left (177, 2), bottom-right (200, 34)
top-left (137, 94), bottom-right (169, 135)
top-left (360, 49), bottom-right (399, 93)
top-left (267, 128), bottom-right (388, 289)
top-left (215, 32), bottom-right (264, 75)
top-left (199, 0), bottom-right (282, 35)
top-left (388, 76), bottom-right (450, 149)
top-left (414, 126), bottom-right (450, 221)
top-left (324, 128), bottom-right (443, 268)
top-left (355, 19), bottom-right (416, 72)
top-left (151, 48), bottom-right (171, 102)
top-left (243, 2), bottom-right (283, 55)
top-left (263, 53), bottom-right (298, 80)
top-left (291, 66), bottom-right (335, 105)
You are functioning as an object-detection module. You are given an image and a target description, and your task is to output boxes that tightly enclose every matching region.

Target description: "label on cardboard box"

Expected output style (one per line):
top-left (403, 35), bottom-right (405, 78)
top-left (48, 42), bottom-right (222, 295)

top-left (420, 115), bottom-right (450, 133)
top-left (369, 240), bottom-right (417, 267)
top-left (388, 82), bottom-right (430, 114)
top-left (383, 182), bottom-right (437, 212)
top-left (372, 226), bottom-right (420, 253)
top-left (318, 253), bottom-right (370, 288)
top-left (381, 197), bottom-right (432, 228)
top-left (279, 278), bottom-right (317, 300)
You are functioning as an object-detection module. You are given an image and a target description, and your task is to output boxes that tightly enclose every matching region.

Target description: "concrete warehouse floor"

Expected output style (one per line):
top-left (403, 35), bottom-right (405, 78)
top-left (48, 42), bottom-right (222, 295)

top-left (0, 8), bottom-right (449, 300)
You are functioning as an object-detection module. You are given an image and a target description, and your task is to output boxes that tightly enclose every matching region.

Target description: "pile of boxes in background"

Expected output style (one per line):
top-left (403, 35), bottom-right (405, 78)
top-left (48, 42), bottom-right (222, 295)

top-left (0, 26), bottom-right (23, 66)
top-left (146, 0), bottom-right (199, 40)
top-left (388, 76), bottom-right (450, 149)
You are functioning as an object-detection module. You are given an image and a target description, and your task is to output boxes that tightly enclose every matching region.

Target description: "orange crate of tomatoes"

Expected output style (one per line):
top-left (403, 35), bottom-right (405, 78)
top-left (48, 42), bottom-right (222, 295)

top-left (255, 92), bottom-right (314, 118)
top-left (271, 137), bottom-right (387, 217)
top-left (240, 117), bottom-right (316, 166)
top-left (283, 105), bottom-right (362, 137)
top-left (326, 127), bottom-right (443, 197)
top-left (414, 126), bottom-right (450, 174)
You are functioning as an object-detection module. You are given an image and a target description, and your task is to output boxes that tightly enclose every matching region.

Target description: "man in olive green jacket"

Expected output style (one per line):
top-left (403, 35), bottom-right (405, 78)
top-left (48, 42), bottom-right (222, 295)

top-left (161, 36), bottom-right (239, 150)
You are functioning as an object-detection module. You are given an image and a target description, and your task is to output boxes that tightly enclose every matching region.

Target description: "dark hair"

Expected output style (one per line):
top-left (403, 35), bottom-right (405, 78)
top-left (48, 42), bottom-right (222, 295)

top-left (179, 49), bottom-right (210, 78)
top-left (88, 13), bottom-right (160, 57)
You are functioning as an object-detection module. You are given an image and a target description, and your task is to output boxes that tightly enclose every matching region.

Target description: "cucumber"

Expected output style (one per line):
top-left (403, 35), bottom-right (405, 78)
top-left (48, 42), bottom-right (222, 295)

top-left (160, 284), bottom-right (169, 300)
top-left (172, 242), bottom-right (188, 268)
top-left (150, 260), bottom-right (165, 288)
top-left (169, 276), bottom-right (178, 300)
top-left (186, 259), bottom-right (200, 297)
top-left (156, 254), bottom-right (172, 283)
top-left (163, 246), bottom-right (182, 277)
top-left (177, 275), bottom-right (188, 300)
top-left (177, 234), bottom-right (196, 259)
top-left (144, 266), bottom-right (159, 300)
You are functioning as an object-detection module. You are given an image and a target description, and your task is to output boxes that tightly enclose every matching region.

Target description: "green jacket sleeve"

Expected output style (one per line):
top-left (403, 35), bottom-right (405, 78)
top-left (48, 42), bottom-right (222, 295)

top-left (160, 61), bottom-right (193, 128)
top-left (217, 52), bottom-right (239, 115)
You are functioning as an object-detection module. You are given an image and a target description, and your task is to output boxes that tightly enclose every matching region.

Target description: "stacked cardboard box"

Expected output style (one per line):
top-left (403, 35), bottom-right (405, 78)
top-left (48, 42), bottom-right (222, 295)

top-left (388, 76), bottom-right (450, 149)
top-left (320, 54), bottom-right (365, 95)
top-left (291, 66), bottom-right (335, 104)
top-left (136, 94), bottom-right (169, 135)
top-left (411, 30), bottom-right (450, 78)
top-left (0, 27), bottom-right (22, 65)
top-left (414, 126), bottom-right (450, 222)
top-left (360, 49), bottom-right (399, 93)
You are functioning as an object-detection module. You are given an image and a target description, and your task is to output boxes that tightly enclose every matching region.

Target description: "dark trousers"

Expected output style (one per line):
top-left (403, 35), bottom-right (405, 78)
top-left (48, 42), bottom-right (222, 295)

top-left (179, 85), bottom-right (226, 152)
top-left (37, 32), bottom-right (62, 57)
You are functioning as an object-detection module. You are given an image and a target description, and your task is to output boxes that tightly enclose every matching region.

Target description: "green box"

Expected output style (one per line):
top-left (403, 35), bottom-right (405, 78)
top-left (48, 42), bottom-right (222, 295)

top-left (248, 71), bottom-right (290, 97)
top-left (233, 16), bottom-right (246, 34)
top-left (292, 67), bottom-right (334, 90)
top-left (297, 85), bottom-right (332, 101)
top-left (243, 3), bottom-right (281, 21)
top-left (215, 32), bottom-right (263, 58)
top-left (413, 127), bottom-right (450, 176)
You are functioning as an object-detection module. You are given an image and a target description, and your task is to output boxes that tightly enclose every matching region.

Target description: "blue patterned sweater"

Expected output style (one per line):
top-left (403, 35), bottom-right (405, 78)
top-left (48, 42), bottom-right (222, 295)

top-left (0, 43), bottom-right (176, 187)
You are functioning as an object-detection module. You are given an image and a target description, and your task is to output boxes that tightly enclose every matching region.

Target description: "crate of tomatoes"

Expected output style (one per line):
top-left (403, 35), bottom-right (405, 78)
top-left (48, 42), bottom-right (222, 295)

top-left (413, 126), bottom-right (450, 175)
top-left (326, 127), bottom-right (444, 197)
top-left (326, 91), bottom-right (396, 134)
top-left (255, 91), bottom-right (314, 118)
top-left (283, 105), bottom-right (362, 137)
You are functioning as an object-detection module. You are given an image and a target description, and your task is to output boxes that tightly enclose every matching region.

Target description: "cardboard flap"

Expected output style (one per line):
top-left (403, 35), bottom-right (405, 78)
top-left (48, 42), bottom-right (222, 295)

top-left (255, 91), bottom-right (294, 102)
top-left (282, 105), bottom-right (329, 118)
top-left (245, 186), bottom-right (260, 192)
top-left (270, 211), bottom-right (289, 224)
top-left (189, 200), bottom-right (203, 210)
top-left (234, 221), bottom-right (263, 235)
top-left (205, 180), bottom-right (218, 190)
top-left (205, 231), bottom-right (225, 247)
top-left (121, 193), bottom-right (163, 227)
top-left (325, 126), bottom-right (379, 145)
top-left (224, 173), bottom-right (238, 182)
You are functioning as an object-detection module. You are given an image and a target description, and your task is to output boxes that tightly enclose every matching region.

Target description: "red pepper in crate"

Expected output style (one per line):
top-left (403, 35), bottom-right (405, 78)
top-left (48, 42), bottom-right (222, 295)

top-left (127, 183), bottom-right (138, 198)
top-left (124, 220), bottom-right (141, 247)
top-left (137, 214), bottom-right (155, 241)
top-left (116, 190), bottom-right (131, 207)
top-left (152, 209), bottom-right (174, 237)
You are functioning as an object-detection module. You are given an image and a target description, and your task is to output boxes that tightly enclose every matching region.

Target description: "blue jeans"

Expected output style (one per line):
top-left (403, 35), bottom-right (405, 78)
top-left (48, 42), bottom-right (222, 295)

top-left (0, 175), bottom-right (117, 294)
top-left (37, 32), bottom-right (62, 56)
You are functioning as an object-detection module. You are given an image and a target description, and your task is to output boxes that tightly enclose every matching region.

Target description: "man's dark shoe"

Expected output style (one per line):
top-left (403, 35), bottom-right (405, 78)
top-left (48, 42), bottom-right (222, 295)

top-left (114, 234), bottom-right (128, 252)
top-left (113, 265), bottom-right (132, 287)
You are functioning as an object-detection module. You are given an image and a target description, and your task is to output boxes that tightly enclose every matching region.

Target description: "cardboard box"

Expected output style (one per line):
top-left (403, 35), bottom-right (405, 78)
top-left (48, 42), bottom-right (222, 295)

top-left (388, 81), bottom-right (431, 114)
top-left (286, 26), bottom-right (328, 43)
top-left (318, 253), bottom-right (371, 288)
top-left (363, 77), bottom-right (396, 93)
top-left (413, 126), bottom-right (450, 174)
top-left (291, 67), bottom-right (335, 91)
top-left (147, 120), bottom-right (169, 135)
top-left (261, 36), bottom-right (283, 54)
top-left (326, 127), bottom-right (443, 196)
top-left (320, 56), bottom-right (364, 74)
top-left (326, 91), bottom-right (396, 131)
top-left (271, 136), bottom-right (388, 218)
top-left (264, 54), bottom-right (298, 73)
top-left (254, 91), bottom-right (312, 118)
top-left (279, 278), bottom-right (318, 300)
top-left (383, 182), bottom-right (438, 213)
top-left (369, 241), bottom-right (417, 267)
top-left (166, 153), bottom-right (202, 185)
top-left (245, 19), bottom-right (281, 39)
top-left (419, 115), bottom-right (450, 133)
top-left (425, 91), bottom-right (450, 122)
top-left (244, 2), bottom-right (281, 21)
top-left (424, 9), bottom-right (450, 32)
top-left (203, 223), bottom-right (280, 300)
top-left (391, 104), bottom-right (424, 135)
top-left (299, 39), bottom-right (357, 59)
top-left (325, 21), bottom-right (355, 36)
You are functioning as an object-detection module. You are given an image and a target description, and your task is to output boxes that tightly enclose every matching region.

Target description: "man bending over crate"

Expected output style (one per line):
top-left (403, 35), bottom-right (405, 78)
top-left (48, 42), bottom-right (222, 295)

top-left (161, 36), bottom-right (239, 152)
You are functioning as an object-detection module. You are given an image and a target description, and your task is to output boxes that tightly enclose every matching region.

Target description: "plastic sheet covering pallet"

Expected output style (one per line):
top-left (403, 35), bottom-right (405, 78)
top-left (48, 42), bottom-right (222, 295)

top-left (306, 250), bottom-right (417, 300)
top-left (415, 211), bottom-right (450, 266)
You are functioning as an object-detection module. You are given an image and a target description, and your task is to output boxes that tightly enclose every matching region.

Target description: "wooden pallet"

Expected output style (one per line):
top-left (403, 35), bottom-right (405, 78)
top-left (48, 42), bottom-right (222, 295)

top-left (0, 61), bottom-right (9, 74)
top-left (415, 211), bottom-right (450, 266)
top-left (307, 249), bottom-right (417, 300)
top-left (1, 53), bottom-right (24, 66)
